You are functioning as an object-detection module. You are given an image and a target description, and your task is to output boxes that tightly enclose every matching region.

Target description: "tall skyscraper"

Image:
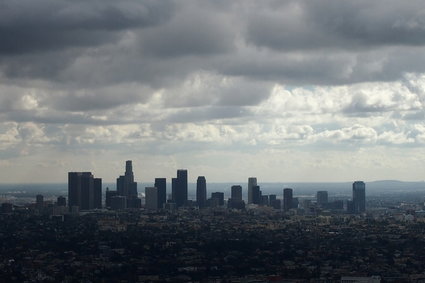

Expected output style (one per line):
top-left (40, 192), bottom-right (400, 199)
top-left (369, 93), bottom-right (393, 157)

top-left (269, 195), bottom-right (281, 209)
top-left (228, 185), bottom-right (244, 209)
top-left (196, 176), bottom-right (207, 208)
top-left (352, 181), bottom-right (366, 213)
top-left (171, 177), bottom-right (178, 204)
top-left (231, 185), bottom-right (242, 201)
top-left (117, 160), bottom-right (138, 198)
top-left (68, 172), bottom-right (99, 210)
top-left (252, 185), bottom-right (261, 204)
top-left (283, 188), bottom-right (293, 212)
top-left (154, 178), bottom-right (167, 209)
top-left (126, 160), bottom-right (137, 197)
top-left (126, 160), bottom-right (132, 175)
top-left (248, 177), bottom-right (257, 204)
top-left (173, 169), bottom-right (188, 207)
top-left (69, 172), bottom-right (80, 209)
top-left (145, 187), bottom-right (158, 210)
top-left (80, 173), bottom-right (94, 210)
top-left (116, 176), bottom-right (125, 196)
top-left (105, 188), bottom-right (118, 208)
top-left (317, 191), bottom-right (328, 206)
top-left (93, 178), bottom-right (102, 209)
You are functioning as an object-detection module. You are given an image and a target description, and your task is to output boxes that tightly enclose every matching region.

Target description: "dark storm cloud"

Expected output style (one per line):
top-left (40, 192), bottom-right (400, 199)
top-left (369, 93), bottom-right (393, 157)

top-left (1, 0), bottom-right (425, 119)
top-left (217, 51), bottom-right (355, 85)
top-left (245, 0), bottom-right (425, 51)
top-left (139, 8), bottom-right (235, 58)
top-left (0, 0), bottom-right (174, 54)
top-left (2, 0), bottom-right (425, 86)
top-left (311, 0), bottom-right (425, 46)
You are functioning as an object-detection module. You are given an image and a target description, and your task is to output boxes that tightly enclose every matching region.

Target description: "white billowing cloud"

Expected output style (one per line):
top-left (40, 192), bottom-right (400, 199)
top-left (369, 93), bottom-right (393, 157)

top-left (0, 123), bottom-right (20, 150)
top-left (17, 122), bottom-right (50, 144)
top-left (412, 124), bottom-right (425, 144)
top-left (314, 125), bottom-right (378, 144)
top-left (162, 123), bottom-right (237, 144)
top-left (20, 94), bottom-right (39, 110)
top-left (378, 131), bottom-right (414, 145)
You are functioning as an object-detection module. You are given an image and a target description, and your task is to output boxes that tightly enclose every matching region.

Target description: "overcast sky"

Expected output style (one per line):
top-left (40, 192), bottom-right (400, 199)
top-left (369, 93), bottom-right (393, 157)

top-left (2, 0), bottom-right (425, 183)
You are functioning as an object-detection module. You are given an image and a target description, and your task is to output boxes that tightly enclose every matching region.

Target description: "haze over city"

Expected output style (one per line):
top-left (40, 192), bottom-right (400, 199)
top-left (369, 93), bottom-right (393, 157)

top-left (2, 0), bottom-right (425, 183)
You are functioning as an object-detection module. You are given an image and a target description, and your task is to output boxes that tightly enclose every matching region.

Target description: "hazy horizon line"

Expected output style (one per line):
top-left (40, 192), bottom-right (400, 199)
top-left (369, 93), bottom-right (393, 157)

top-left (1, 179), bottom-right (425, 185)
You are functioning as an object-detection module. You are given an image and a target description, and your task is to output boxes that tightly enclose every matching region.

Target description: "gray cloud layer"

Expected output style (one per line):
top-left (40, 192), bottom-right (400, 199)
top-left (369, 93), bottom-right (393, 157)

top-left (1, 0), bottom-right (425, 86)
top-left (2, 0), bottom-right (425, 182)
top-left (0, 0), bottom-right (173, 54)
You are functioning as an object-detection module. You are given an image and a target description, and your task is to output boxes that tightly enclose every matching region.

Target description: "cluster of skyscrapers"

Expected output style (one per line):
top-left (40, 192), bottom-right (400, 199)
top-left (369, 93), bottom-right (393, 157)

top-left (68, 161), bottom-right (366, 214)
top-left (104, 160), bottom-right (141, 209)
top-left (68, 161), bottom-right (190, 211)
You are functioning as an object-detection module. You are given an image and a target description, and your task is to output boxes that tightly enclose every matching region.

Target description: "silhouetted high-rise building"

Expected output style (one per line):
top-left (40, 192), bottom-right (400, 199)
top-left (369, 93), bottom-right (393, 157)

top-left (317, 191), bottom-right (328, 206)
top-left (80, 173), bottom-right (94, 210)
top-left (93, 178), bottom-right (102, 209)
top-left (248, 177), bottom-right (257, 204)
top-left (154, 178), bottom-right (166, 209)
top-left (145, 187), bottom-right (158, 210)
top-left (117, 160), bottom-right (138, 198)
top-left (117, 176), bottom-right (125, 195)
top-left (196, 176), bottom-right (207, 208)
top-left (68, 172), bottom-right (82, 209)
top-left (231, 185), bottom-right (242, 201)
top-left (283, 188), bottom-right (293, 212)
top-left (171, 177), bottom-right (178, 203)
top-left (228, 185), bottom-right (244, 209)
top-left (211, 192), bottom-right (224, 206)
top-left (353, 181), bottom-right (366, 213)
top-left (173, 169), bottom-right (188, 207)
top-left (126, 161), bottom-right (137, 197)
top-left (110, 196), bottom-right (127, 210)
top-left (125, 160), bottom-right (132, 174)
top-left (252, 185), bottom-right (261, 205)
top-left (105, 188), bottom-right (117, 208)
top-left (116, 160), bottom-right (140, 209)
top-left (68, 172), bottom-right (98, 210)
top-left (270, 194), bottom-right (281, 209)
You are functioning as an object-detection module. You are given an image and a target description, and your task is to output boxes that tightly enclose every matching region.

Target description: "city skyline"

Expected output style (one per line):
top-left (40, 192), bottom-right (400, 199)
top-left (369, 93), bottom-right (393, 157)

top-left (67, 160), bottom-right (367, 213)
top-left (2, 1), bottom-right (425, 183)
